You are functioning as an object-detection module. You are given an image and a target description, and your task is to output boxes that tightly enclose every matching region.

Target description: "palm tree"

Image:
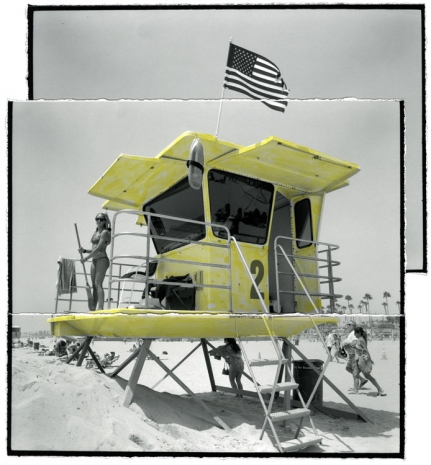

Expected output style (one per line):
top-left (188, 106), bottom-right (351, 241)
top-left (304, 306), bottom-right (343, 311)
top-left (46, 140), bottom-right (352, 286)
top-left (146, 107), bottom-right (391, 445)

top-left (383, 291), bottom-right (391, 314)
top-left (345, 295), bottom-right (352, 314)
top-left (348, 304), bottom-right (354, 314)
top-left (382, 302), bottom-right (388, 315)
top-left (360, 300), bottom-right (367, 313)
top-left (364, 294), bottom-right (373, 314)
top-left (358, 304), bottom-right (363, 314)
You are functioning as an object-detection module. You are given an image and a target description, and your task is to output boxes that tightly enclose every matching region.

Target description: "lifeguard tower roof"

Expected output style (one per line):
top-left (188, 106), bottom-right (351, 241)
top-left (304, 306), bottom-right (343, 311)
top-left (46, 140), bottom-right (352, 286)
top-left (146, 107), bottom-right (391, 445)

top-left (88, 132), bottom-right (360, 211)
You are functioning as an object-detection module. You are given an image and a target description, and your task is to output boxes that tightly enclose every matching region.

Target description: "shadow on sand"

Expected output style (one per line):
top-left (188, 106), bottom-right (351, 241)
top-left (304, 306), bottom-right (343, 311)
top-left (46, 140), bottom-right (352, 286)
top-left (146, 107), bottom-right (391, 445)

top-left (111, 376), bottom-right (400, 454)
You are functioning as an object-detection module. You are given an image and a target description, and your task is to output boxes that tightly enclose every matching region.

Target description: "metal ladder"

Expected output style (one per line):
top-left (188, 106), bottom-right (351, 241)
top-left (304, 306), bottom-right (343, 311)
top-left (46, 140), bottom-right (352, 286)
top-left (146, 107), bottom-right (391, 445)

top-left (229, 236), bottom-right (325, 451)
top-left (237, 336), bottom-right (323, 452)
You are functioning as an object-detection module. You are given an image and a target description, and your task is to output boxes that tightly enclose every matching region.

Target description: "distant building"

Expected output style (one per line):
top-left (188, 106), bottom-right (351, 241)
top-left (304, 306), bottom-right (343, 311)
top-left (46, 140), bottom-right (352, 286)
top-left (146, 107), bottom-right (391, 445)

top-left (12, 326), bottom-right (21, 339)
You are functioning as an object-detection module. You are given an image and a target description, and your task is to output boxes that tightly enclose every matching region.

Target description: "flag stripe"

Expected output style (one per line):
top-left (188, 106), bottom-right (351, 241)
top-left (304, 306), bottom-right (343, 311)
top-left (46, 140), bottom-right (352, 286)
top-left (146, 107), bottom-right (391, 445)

top-left (256, 56), bottom-right (280, 72)
top-left (254, 64), bottom-right (278, 77)
top-left (225, 73), bottom-right (288, 100)
top-left (226, 67), bottom-right (286, 93)
top-left (224, 81), bottom-right (287, 108)
top-left (225, 68), bottom-right (287, 97)
top-left (224, 43), bottom-right (288, 112)
top-left (224, 83), bottom-right (287, 112)
top-left (225, 80), bottom-right (287, 107)
top-left (252, 70), bottom-right (283, 84)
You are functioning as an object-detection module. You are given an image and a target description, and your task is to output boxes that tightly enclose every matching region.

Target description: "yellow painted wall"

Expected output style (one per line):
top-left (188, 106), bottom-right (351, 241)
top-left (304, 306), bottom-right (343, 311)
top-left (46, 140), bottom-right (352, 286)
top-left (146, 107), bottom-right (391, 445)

top-left (290, 194), bottom-right (325, 313)
top-left (153, 194), bottom-right (325, 315)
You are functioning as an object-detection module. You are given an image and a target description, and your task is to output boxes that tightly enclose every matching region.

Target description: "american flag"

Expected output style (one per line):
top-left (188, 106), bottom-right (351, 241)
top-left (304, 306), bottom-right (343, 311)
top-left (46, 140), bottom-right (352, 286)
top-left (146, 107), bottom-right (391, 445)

top-left (224, 43), bottom-right (288, 113)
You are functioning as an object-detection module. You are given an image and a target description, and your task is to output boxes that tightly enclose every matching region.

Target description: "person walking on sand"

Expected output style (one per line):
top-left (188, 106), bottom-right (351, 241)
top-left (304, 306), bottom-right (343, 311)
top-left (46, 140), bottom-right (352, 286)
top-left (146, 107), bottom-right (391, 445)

top-left (210, 338), bottom-right (244, 397)
top-left (351, 327), bottom-right (386, 396)
top-left (331, 332), bottom-right (341, 363)
top-left (326, 331), bottom-right (340, 362)
top-left (79, 212), bottom-right (111, 310)
top-left (341, 321), bottom-right (368, 390)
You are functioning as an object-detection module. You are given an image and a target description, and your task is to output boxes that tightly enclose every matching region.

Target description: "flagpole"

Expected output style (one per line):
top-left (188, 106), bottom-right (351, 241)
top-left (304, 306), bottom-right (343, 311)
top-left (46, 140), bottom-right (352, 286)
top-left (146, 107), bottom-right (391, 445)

top-left (215, 37), bottom-right (232, 139)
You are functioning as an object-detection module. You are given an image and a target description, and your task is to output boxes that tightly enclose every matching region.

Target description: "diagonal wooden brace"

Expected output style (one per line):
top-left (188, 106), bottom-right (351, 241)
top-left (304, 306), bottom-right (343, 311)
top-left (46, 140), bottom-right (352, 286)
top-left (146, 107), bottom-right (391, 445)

top-left (148, 349), bottom-right (230, 431)
top-left (284, 339), bottom-right (372, 423)
top-left (123, 339), bottom-right (152, 407)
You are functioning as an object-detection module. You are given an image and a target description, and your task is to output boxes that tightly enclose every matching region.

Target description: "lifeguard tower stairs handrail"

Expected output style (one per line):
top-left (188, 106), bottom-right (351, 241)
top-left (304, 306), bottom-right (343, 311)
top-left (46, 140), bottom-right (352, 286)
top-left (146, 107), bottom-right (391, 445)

top-left (275, 235), bottom-right (342, 315)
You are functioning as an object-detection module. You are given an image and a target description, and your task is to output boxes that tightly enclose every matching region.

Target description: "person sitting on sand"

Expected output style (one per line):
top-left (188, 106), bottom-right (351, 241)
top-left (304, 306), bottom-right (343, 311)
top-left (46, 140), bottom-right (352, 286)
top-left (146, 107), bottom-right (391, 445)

top-left (352, 327), bottom-right (386, 396)
top-left (54, 339), bottom-right (68, 357)
top-left (99, 352), bottom-right (119, 368)
top-left (210, 338), bottom-right (244, 397)
top-left (66, 341), bottom-right (80, 356)
top-left (341, 321), bottom-right (368, 390)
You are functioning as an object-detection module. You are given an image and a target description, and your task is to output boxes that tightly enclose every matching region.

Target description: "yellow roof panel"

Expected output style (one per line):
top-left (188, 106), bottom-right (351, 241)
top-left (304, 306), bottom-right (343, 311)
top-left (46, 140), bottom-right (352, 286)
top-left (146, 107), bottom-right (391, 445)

top-left (157, 131), bottom-right (241, 162)
top-left (88, 155), bottom-right (185, 208)
top-left (208, 137), bottom-right (360, 193)
top-left (88, 132), bottom-right (360, 209)
top-left (89, 132), bottom-right (241, 208)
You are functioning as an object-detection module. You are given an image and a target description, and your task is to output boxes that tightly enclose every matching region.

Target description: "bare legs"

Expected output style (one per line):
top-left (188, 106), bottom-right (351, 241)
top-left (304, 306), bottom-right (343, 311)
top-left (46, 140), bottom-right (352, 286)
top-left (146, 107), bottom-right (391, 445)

top-left (352, 366), bottom-right (386, 396)
top-left (331, 346), bottom-right (340, 363)
top-left (361, 372), bottom-right (385, 395)
top-left (229, 363), bottom-right (244, 397)
top-left (91, 258), bottom-right (109, 310)
top-left (347, 355), bottom-right (366, 387)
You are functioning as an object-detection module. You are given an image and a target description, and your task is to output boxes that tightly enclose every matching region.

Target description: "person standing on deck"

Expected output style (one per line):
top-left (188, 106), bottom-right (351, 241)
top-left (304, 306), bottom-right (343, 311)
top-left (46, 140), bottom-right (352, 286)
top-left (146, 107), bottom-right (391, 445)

top-left (79, 213), bottom-right (111, 310)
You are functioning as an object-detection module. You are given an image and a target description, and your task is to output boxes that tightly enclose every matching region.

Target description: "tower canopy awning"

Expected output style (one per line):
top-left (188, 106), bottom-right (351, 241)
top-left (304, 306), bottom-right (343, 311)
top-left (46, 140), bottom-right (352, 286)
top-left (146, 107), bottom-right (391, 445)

top-left (88, 132), bottom-right (360, 210)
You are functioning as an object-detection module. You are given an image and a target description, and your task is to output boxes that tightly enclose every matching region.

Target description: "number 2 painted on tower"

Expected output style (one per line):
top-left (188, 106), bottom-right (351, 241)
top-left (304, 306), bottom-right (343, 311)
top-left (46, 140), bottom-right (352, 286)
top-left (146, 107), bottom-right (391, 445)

top-left (250, 260), bottom-right (265, 299)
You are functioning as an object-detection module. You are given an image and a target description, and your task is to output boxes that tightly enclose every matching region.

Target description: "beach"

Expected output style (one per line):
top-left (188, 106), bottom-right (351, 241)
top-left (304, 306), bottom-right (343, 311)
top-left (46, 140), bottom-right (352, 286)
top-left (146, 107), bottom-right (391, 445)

top-left (10, 337), bottom-right (401, 454)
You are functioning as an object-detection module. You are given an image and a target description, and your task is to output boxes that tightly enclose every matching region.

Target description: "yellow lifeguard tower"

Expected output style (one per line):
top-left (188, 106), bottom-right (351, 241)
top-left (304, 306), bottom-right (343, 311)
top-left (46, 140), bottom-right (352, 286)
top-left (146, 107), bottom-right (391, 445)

top-left (49, 132), bottom-right (365, 452)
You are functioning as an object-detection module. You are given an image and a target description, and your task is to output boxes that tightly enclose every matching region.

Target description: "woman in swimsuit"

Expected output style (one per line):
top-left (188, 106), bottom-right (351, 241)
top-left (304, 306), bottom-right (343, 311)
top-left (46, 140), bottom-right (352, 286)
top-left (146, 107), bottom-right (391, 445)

top-left (79, 212), bottom-right (111, 310)
top-left (210, 338), bottom-right (244, 397)
top-left (352, 327), bottom-right (386, 396)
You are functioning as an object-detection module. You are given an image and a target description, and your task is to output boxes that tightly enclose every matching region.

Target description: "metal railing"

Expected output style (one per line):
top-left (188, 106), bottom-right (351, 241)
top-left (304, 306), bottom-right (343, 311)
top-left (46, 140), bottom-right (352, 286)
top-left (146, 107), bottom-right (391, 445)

top-left (54, 213), bottom-right (342, 319)
top-left (274, 235), bottom-right (342, 314)
top-left (54, 258), bottom-right (157, 313)
top-left (107, 210), bottom-right (234, 311)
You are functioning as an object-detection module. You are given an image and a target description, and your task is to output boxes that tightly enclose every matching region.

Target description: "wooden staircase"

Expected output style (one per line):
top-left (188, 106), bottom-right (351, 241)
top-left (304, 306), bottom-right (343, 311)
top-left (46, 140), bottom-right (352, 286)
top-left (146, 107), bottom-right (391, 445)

top-left (238, 337), bottom-right (323, 453)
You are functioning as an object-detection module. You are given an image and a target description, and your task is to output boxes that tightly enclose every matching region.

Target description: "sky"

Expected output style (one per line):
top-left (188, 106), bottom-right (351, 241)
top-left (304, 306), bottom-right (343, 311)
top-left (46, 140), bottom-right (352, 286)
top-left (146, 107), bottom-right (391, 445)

top-left (28, 5), bottom-right (424, 270)
top-left (1, 3), bottom-right (429, 463)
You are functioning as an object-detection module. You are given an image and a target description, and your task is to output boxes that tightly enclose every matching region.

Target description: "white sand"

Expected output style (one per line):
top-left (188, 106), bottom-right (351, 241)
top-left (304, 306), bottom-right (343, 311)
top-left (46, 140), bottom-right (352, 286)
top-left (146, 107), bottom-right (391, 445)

top-left (11, 338), bottom-right (401, 454)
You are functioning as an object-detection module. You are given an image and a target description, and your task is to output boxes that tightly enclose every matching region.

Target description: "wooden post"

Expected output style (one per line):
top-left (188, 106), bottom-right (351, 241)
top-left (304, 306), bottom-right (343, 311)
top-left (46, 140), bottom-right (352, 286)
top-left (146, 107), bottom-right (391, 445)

top-left (282, 340), bottom-right (291, 412)
top-left (123, 339), bottom-right (152, 407)
top-left (87, 345), bottom-right (105, 374)
top-left (201, 339), bottom-right (216, 392)
top-left (109, 348), bottom-right (140, 378)
top-left (76, 336), bottom-right (92, 366)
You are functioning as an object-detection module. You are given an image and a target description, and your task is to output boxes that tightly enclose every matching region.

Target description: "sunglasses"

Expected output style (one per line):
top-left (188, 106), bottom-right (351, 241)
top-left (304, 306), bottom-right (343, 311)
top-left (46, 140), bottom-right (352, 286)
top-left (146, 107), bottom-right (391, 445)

top-left (95, 217), bottom-right (105, 222)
